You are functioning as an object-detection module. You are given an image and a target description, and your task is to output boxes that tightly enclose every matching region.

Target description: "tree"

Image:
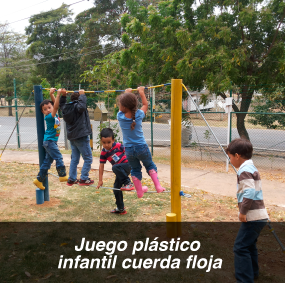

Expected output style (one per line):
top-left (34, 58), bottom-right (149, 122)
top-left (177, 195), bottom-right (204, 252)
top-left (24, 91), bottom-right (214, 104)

top-left (75, 0), bottom-right (158, 69)
top-left (0, 26), bottom-right (30, 116)
top-left (119, 0), bottom-right (285, 139)
top-left (249, 87), bottom-right (285, 129)
top-left (26, 4), bottom-right (82, 87)
top-left (75, 0), bottom-right (127, 68)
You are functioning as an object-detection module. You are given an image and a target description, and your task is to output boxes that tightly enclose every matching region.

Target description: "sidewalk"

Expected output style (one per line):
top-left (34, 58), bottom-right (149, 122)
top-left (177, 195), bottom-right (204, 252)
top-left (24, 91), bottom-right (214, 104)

top-left (1, 150), bottom-right (285, 207)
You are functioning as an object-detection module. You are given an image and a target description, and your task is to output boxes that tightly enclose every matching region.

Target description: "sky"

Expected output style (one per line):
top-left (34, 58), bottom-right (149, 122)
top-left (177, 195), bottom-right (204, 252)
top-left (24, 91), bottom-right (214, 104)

top-left (0, 0), bottom-right (94, 34)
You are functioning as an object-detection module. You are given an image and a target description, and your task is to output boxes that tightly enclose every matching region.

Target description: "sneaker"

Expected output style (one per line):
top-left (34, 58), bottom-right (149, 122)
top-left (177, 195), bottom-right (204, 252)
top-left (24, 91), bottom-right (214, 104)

top-left (66, 179), bottom-right (79, 186)
top-left (121, 183), bottom-right (135, 191)
top-left (110, 208), bottom-right (127, 215)
top-left (78, 178), bottom-right (94, 186)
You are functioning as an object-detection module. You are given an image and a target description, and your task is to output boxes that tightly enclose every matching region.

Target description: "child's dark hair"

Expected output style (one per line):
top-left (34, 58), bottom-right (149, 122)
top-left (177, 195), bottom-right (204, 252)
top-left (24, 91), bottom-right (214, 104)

top-left (71, 92), bottom-right (80, 101)
top-left (226, 138), bottom-right (253, 159)
top-left (40, 99), bottom-right (54, 111)
top-left (100, 128), bottom-right (114, 139)
top-left (118, 92), bottom-right (138, 130)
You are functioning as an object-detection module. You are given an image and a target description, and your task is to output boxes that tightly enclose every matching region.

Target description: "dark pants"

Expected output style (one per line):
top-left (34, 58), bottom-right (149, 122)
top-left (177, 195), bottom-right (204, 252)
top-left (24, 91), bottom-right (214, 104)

top-left (112, 163), bottom-right (131, 210)
top-left (234, 220), bottom-right (267, 283)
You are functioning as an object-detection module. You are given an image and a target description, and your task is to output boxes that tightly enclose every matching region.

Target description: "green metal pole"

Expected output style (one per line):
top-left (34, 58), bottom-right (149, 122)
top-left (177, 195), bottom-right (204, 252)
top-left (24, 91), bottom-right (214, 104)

top-left (14, 78), bottom-right (20, 148)
top-left (150, 96), bottom-right (153, 156)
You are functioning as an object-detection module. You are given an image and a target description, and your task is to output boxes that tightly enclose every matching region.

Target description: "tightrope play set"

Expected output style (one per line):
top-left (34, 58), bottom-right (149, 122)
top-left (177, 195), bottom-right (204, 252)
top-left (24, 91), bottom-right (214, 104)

top-left (0, 79), bottom-right (284, 252)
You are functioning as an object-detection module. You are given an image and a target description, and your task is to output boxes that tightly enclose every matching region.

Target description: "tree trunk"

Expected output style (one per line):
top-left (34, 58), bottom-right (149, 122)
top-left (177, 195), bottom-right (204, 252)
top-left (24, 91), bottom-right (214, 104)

top-left (235, 85), bottom-right (253, 140)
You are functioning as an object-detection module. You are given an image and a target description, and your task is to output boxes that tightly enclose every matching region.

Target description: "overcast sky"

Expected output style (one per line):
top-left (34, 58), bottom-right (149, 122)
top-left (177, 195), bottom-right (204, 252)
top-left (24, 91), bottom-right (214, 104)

top-left (0, 0), bottom-right (94, 34)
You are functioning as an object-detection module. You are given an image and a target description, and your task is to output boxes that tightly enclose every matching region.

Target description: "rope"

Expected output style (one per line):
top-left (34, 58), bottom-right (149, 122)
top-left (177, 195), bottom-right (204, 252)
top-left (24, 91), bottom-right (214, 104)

top-left (48, 173), bottom-right (170, 193)
top-left (267, 221), bottom-right (285, 254)
top-left (23, 138), bottom-right (38, 150)
top-left (0, 91), bottom-right (34, 161)
top-left (42, 83), bottom-right (171, 94)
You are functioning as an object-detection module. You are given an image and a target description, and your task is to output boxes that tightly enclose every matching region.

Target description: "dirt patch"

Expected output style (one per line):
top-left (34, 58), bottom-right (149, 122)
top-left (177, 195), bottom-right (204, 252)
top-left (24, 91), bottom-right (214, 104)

top-left (27, 198), bottom-right (62, 207)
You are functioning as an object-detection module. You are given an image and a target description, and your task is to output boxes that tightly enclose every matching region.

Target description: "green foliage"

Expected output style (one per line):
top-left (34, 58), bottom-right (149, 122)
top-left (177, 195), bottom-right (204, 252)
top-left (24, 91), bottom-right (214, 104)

top-left (0, 26), bottom-right (30, 114)
top-left (203, 129), bottom-right (212, 160)
top-left (75, 0), bottom-right (128, 68)
top-left (204, 129), bottom-right (212, 141)
top-left (96, 122), bottom-right (122, 149)
top-left (26, 5), bottom-right (82, 86)
top-left (249, 97), bottom-right (285, 129)
top-left (40, 78), bottom-right (61, 99)
top-left (120, 0), bottom-right (285, 140)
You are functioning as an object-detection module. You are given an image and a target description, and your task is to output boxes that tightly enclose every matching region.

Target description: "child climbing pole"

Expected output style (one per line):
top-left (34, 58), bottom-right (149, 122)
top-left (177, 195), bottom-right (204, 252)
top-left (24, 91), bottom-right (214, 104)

top-left (33, 88), bottom-right (68, 190)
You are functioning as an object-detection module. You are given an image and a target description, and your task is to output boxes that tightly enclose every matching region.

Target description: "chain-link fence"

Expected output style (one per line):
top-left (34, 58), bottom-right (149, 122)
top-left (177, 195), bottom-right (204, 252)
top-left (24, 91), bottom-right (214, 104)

top-left (149, 109), bottom-right (285, 170)
top-left (149, 110), bottom-right (231, 166)
top-left (1, 85), bottom-right (285, 171)
top-left (147, 86), bottom-right (285, 170)
top-left (231, 112), bottom-right (285, 170)
top-left (0, 105), bottom-right (109, 151)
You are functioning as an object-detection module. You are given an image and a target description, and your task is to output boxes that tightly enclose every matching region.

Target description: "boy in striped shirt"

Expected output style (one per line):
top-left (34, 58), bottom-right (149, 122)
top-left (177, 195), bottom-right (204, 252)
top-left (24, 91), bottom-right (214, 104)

top-left (226, 138), bottom-right (268, 283)
top-left (96, 128), bottom-right (134, 215)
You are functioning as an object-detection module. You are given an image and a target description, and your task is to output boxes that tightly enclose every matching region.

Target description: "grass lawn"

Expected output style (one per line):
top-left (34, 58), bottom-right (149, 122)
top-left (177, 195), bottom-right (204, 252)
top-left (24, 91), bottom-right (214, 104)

top-left (0, 162), bottom-right (285, 283)
top-left (0, 162), bottom-right (284, 222)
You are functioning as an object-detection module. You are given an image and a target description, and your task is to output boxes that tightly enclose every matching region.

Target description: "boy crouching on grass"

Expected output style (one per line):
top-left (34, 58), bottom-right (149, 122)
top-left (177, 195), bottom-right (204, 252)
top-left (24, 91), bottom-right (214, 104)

top-left (226, 138), bottom-right (269, 283)
top-left (33, 88), bottom-right (68, 190)
top-left (96, 128), bottom-right (134, 215)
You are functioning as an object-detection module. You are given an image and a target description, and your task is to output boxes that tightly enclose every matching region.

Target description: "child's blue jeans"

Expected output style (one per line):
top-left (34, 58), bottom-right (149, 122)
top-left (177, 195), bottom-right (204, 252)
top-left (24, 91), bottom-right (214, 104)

top-left (37, 140), bottom-right (65, 182)
top-left (112, 163), bottom-right (131, 210)
top-left (125, 144), bottom-right (157, 180)
top-left (69, 136), bottom-right (93, 181)
top-left (234, 220), bottom-right (267, 283)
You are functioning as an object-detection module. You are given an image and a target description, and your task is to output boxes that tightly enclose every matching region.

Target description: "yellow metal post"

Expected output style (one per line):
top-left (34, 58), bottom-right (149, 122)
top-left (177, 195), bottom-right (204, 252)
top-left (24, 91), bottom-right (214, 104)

top-left (168, 79), bottom-right (182, 236)
top-left (166, 213), bottom-right (177, 238)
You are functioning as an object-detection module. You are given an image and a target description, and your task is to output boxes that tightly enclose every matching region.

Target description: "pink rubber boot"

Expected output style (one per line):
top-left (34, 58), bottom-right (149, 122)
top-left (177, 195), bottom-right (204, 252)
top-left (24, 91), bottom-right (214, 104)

top-left (148, 169), bottom-right (165, 193)
top-left (131, 176), bottom-right (148, 198)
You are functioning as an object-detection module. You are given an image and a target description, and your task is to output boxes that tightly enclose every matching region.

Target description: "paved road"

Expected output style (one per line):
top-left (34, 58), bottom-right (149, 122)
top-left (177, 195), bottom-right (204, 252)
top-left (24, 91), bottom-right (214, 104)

top-left (0, 117), bottom-right (285, 151)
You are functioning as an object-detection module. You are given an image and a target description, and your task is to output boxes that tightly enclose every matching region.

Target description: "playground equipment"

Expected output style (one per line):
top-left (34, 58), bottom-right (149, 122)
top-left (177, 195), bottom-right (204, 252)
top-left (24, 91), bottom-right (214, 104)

top-left (26, 81), bottom-right (285, 252)
top-left (48, 172), bottom-right (170, 193)
top-left (33, 84), bottom-right (172, 204)
top-left (0, 80), bottom-right (283, 252)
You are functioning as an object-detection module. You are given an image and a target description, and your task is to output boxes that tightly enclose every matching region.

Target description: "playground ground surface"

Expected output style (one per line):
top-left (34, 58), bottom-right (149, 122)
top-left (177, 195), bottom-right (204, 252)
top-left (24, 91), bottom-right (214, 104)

top-left (0, 158), bottom-right (285, 282)
top-left (0, 149), bottom-right (285, 222)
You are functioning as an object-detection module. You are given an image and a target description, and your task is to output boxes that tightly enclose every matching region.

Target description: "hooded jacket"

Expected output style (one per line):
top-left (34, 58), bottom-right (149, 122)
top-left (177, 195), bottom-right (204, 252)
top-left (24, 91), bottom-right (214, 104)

top-left (59, 95), bottom-right (92, 141)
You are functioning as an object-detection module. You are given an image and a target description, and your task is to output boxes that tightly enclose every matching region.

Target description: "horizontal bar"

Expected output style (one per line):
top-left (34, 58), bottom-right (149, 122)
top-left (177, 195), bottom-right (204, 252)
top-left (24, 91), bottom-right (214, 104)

top-left (42, 83), bottom-right (171, 94)
top-left (154, 111), bottom-right (226, 114)
top-left (190, 141), bottom-right (285, 153)
top-left (232, 112), bottom-right (285, 115)
top-left (0, 105), bottom-right (34, 108)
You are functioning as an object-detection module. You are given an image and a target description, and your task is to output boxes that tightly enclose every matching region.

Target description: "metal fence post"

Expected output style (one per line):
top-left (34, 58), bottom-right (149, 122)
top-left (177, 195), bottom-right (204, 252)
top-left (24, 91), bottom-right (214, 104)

top-left (150, 95), bottom-right (153, 156)
top-left (62, 120), bottom-right (70, 150)
top-left (90, 124), bottom-right (93, 151)
top-left (14, 79), bottom-right (20, 148)
top-left (225, 97), bottom-right (233, 172)
top-left (34, 85), bottom-right (49, 202)
top-left (230, 112), bottom-right (232, 143)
